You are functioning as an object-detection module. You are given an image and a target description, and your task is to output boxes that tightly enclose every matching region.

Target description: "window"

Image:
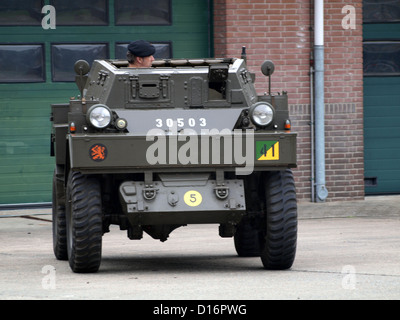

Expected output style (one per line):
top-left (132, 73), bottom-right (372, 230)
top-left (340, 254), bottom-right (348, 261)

top-left (0, 0), bottom-right (43, 26)
top-left (51, 44), bottom-right (108, 82)
top-left (0, 44), bottom-right (45, 83)
top-left (115, 0), bottom-right (172, 25)
top-left (363, 42), bottom-right (400, 76)
top-left (115, 42), bottom-right (172, 59)
top-left (363, 0), bottom-right (400, 23)
top-left (50, 0), bottom-right (108, 26)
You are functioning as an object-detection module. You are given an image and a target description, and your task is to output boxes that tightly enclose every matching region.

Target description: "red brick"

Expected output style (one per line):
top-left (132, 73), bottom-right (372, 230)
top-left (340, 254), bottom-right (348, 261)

top-left (214, 0), bottom-right (364, 202)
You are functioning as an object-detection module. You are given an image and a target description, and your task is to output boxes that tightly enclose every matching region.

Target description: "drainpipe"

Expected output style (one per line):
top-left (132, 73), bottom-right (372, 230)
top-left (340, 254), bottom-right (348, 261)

top-left (309, 0), bottom-right (315, 202)
top-left (314, 0), bottom-right (328, 202)
top-left (310, 62), bottom-right (315, 202)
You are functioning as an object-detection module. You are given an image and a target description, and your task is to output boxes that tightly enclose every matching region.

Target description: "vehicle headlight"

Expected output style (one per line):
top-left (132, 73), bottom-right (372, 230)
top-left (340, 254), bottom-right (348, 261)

top-left (87, 104), bottom-right (112, 129)
top-left (249, 102), bottom-right (274, 127)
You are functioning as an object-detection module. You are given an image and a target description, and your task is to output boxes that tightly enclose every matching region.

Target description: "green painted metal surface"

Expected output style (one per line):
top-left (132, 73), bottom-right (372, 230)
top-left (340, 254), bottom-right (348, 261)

top-left (363, 23), bottom-right (400, 194)
top-left (0, 0), bottom-right (211, 204)
top-left (363, 77), bottom-right (400, 194)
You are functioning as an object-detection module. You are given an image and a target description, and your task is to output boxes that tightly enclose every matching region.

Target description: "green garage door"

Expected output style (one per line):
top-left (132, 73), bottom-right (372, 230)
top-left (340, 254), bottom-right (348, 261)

top-left (363, 2), bottom-right (400, 194)
top-left (0, 0), bottom-right (212, 205)
top-left (364, 76), bottom-right (400, 194)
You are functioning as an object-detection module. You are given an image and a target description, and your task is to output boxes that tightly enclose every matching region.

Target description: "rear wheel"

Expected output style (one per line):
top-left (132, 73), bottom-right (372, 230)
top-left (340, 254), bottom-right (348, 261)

top-left (260, 169), bottom-right (297, 270)
top-left (52, 169), bottom-right (67, 260)
top-left (234, 218), bottom-right (260, 257)
top-left (234, 173), bottom-right (262, 257)
top-left (66, 171), bottom-right (103, 273)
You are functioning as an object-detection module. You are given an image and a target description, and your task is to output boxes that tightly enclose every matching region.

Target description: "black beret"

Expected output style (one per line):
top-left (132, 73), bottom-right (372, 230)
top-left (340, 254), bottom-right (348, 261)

top-left (128, 40), bottom-right (156, 57)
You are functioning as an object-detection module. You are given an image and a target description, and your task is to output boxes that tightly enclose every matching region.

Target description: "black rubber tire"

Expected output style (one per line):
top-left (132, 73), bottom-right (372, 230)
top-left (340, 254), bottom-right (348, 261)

top-left (234, 218), bottom-right (260, 257)
top-left (260, 169), bottom-right (297, 270)
top-left (66, 171), bottom-right (103, 273)
top-left (52, 170), bottom-right (68, 260)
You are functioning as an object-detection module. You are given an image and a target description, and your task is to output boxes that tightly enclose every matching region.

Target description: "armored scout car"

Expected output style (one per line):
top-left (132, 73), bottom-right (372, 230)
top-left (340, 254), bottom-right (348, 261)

top-left (50, 54), bottom-right (298, 273)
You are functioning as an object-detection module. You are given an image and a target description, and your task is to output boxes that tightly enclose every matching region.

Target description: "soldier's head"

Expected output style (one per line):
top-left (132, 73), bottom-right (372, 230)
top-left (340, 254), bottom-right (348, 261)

top-left (127, 40), bottom-right (155, 68)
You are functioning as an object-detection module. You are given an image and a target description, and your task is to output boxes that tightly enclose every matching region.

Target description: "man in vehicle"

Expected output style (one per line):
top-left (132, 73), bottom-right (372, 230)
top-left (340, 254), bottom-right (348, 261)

top-left (127, 40), bottom-right (155, 68)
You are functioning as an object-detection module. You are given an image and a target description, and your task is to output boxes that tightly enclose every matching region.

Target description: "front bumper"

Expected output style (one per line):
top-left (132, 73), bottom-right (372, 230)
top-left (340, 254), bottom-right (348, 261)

top-left (68, 130), bottom-right (297, 174)
top-left (119, 174), bottom-right (246, 225)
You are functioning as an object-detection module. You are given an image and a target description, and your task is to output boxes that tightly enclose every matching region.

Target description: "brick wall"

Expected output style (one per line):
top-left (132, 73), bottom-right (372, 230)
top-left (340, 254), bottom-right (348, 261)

top-left (213, 0), bottom-right (364, 202)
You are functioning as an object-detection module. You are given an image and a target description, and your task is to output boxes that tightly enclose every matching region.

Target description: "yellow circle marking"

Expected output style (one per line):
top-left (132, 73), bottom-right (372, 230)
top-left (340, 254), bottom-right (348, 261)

top-left (184, 190), bottom-right (202, 207)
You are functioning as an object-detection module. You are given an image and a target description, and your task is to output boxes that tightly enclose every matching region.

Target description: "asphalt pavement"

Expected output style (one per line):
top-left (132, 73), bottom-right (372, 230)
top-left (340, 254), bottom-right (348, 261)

top-left (1, 194), bottom-right (399, 220)
top-left (299, 194), bottom-right (400, 219)
top-left (0, 195), bottom-right (399, 300)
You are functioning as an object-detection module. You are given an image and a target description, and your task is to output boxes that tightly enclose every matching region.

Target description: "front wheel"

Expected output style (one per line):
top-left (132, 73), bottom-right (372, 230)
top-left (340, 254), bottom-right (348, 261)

top-left (66, 171), bottom-right (103, 273)
top-left (260, 169), bottom-right (297, 270)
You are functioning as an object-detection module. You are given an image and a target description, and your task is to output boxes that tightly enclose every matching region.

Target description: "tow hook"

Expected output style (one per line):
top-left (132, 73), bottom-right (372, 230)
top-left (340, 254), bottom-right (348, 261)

top-left (143, 184), bottom-right (158, 200)
top-left (214, 185), bottom-right (229, 199)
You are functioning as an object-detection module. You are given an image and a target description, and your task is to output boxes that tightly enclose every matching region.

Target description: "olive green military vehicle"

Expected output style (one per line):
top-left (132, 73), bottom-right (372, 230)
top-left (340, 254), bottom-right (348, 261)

top-left (50, 54), bottom-right (297, 273)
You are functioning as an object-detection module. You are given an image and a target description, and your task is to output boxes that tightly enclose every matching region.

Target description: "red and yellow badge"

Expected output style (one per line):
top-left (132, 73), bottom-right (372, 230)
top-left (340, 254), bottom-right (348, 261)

top-left (90, 144), bottom-right (107, 162)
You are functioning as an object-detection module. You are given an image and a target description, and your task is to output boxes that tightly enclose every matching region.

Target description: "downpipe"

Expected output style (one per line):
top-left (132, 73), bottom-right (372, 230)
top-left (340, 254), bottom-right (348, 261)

top-left (314, 0), bottom-right (328, 202)
top-left (310, 63), bottom-right (315, 202)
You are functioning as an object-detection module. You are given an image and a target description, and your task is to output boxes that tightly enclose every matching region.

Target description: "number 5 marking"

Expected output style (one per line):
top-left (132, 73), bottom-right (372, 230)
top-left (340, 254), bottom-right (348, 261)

top-left (184, 190), bottom-right (202, 207)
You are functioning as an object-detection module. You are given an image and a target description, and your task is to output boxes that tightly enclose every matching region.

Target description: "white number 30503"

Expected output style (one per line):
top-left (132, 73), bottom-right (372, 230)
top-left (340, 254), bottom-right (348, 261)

top-left (155, 118), bottom-right (207, 128)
